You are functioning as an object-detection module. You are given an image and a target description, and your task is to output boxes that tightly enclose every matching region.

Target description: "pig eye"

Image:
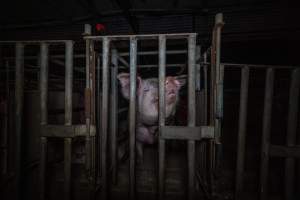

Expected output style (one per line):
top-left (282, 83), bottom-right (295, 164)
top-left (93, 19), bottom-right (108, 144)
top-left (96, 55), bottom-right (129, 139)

top-left (144, 87), bottom-right (150, 92)
top-left (165, 81), bottom-right (169, 85)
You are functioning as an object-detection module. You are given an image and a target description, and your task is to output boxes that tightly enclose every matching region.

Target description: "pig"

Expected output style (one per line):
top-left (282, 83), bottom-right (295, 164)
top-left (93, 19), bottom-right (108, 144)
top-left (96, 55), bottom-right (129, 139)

top-left (117, 73), bottom-right (185, 159)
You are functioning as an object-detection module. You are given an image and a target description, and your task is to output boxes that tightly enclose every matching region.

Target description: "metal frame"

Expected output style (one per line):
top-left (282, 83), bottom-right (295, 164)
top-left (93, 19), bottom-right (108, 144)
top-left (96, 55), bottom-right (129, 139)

top-left (227, 64), bottom-right (300, 199)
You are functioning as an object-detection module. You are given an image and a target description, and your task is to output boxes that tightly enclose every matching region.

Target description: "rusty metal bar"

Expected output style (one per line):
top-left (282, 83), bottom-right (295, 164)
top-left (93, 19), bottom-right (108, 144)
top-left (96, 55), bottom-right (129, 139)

top-left (39, 42), bottom-right (49, 200)
top-left (64, 138), bottom-right (72, 200)
top-left (260, 68), bottom-right (275, 200)
top-left (284, 68), bottom-right (300, 200)
top-left (235, 66), bottom-right (250, 200)
top-left (158, 35), bottom-right (166, 200)
top-left (129, 37), bottom-right (137, 200)
top-left (187, 34), bottom-right (197, 200)
top-left (110, 49), bottom-right (118, 184)
top-left (65, 41), bottom-right (73, 125)
top-left (15, 43), bottom-right (24, 200)
top-left (101, 37), bottom-right (110, 199)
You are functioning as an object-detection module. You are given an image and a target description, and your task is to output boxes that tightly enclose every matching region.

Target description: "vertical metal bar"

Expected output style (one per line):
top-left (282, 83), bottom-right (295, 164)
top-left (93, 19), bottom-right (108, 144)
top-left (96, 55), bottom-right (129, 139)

top-left (83, 26), bottom-right (92, 152)
top-left (64, 41), bottom-right (73, 200)
top-left (96, 55), bottom-right (101, 179)
top-left (39, 42), bottom-right (48, 200)
top-left (101, 37), bottom-right (110, 199)
top-left (110, 49), bottom-right (118, 184)
top-left (260, 68), bottom-right (275, 200)
top-left (64, 138), bottom-right (72, 200)
top-left (284, 68), bottom-right (300, 200)
top-left (187, 34), bottom-right (197, 200)
top-left (85, 25), bottom-right (92, 179)
top-left (129, 37), bottom-right (137, 200)
top-left (235, 66), bottom-right (250, 200)
top-left (65, 41), bottom-right (73, 125)
top-left (2, 60), bottom-right (9, 174)
top-left (195, 46), bottom-right (201, 126)
top-left (39, 137), bottom-right (47, 200)
top-left (158, 35), bottom-right (166, 200)
top-left (204, 64), bottom-right (208, 125)
top-left (15, 43), bottom-right (24, 200)
top-left (214, 13), bottom-right (224, 176)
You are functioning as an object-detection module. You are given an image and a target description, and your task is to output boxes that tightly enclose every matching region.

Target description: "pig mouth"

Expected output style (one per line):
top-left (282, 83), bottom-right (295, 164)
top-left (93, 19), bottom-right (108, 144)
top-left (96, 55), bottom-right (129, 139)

top-left (167, 91), bottom-right (176, 97)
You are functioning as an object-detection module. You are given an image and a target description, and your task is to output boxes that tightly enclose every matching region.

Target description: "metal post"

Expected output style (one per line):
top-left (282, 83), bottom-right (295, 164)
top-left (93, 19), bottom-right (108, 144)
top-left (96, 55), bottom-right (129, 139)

top-left (64, 138), bottom-right (72, 200)
top-left (110, 49), bottom-right (118, 184)
top-left (15, 42), bottom-right (24, 200)
top-left (65, 41), bottom-right (73, 125)
top-left (158, 35), bottom-right (166, 200)
top-left (235, 66), bottom-right (250, 200)
top-left (260, 68), bottom-right (275, 200)
top-left (64, 41), bottom-right (73, 200)
top-left (85, 26), bottom-right (92, 179)
top-left (214, 13), bottom-right (224, 175)
top-left (101, 37), bottom-right (110, 199)
top-left (2, 60), bottom-right (9, 174)
top-left (39, 42), bottom-right (48, 200)
top-left (129, 37), bottom-right (137, 200)
top-left (284, 68), bottom-right (300, 200)
top-left (187, 34), bottom-right (197, 200)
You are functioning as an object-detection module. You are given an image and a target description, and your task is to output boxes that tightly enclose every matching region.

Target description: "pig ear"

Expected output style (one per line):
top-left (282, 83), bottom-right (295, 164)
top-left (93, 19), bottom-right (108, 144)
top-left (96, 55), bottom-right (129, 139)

top-left (117, 73), bottom-right (130, 99)
top-left (118, 73), bottom-right (142, 99)
top-left (175, 76), bottom-right (186, 89)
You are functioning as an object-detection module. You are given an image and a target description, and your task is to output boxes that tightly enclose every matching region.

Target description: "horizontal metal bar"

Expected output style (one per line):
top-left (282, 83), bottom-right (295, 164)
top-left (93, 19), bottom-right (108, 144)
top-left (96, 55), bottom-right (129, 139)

top-left (270, 145), bottom-right (300, 158)
top-left (41, 124), bottom-right (96, 137)
top-left (220, 62), bottom-right (298, 69)
top-left (160, 126), bottom-right (214, 140)
top-left (84, 33), bottom-right (197, 41)
top-left (118, 50), bottom-right (187, 56)
top-left (0, 40), bottom-right (72, 44)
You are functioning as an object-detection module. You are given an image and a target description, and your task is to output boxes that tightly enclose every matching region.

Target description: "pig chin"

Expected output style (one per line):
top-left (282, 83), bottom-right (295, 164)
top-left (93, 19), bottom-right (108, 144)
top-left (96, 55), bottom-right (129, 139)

top-left (166, 93), bottom-right (176, 104)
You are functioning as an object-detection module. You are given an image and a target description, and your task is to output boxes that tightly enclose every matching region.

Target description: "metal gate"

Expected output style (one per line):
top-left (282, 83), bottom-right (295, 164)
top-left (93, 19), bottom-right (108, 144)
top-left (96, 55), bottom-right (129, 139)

top-left (84, 13), bottom-right (224, 200)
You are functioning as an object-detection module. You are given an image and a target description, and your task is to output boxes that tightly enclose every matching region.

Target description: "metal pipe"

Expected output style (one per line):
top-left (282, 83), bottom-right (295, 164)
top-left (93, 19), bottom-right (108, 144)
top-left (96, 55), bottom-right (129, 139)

top-left (65, 41), bottom-right (73, 125)
top-left (15, 42), bottom-right (24, 200)
top-left (129, 37), bottom-right (137, 200)
top-left (260, 68), bottom-right (275, 200)
top-left (158, 35), bottom-right (166, 200)
top-left (204, 65), bottom-right (208, 125)
top-left (187, 34), bottom-right (196, 200)
top-left (214, 13), bottom-right (224, 175)
top-left (85, 35), bottom-right (92, 179)
top-left (96, 55), bottom-right (101, 179)
top-left (84, 33), bottom-right (197, 41)
top-left (110, 49), bottom-right (118, 184)
top-left (0, 40), bottom-right (72, 44)
top-left (235, 66), bottom-right (250, 200)
top-left (64, 41), bottom-right (73, 200)
top-left (64, 138), bottom-right (72, 200)
top-left (118, 49), bottom-right (187, 56)
top-left (39, 42), bottom-right (49, 200)
top-left (2, 61), bottom-right (9, 174)
top-left (101, 37), bottom-right (110, 199)
top-left (284, 68), bottom-right (300, 200)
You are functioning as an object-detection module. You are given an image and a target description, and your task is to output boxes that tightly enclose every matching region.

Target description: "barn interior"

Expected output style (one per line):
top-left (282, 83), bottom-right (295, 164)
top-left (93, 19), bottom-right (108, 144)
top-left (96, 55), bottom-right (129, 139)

top-left (0, 1), bottom-right (300, 200)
